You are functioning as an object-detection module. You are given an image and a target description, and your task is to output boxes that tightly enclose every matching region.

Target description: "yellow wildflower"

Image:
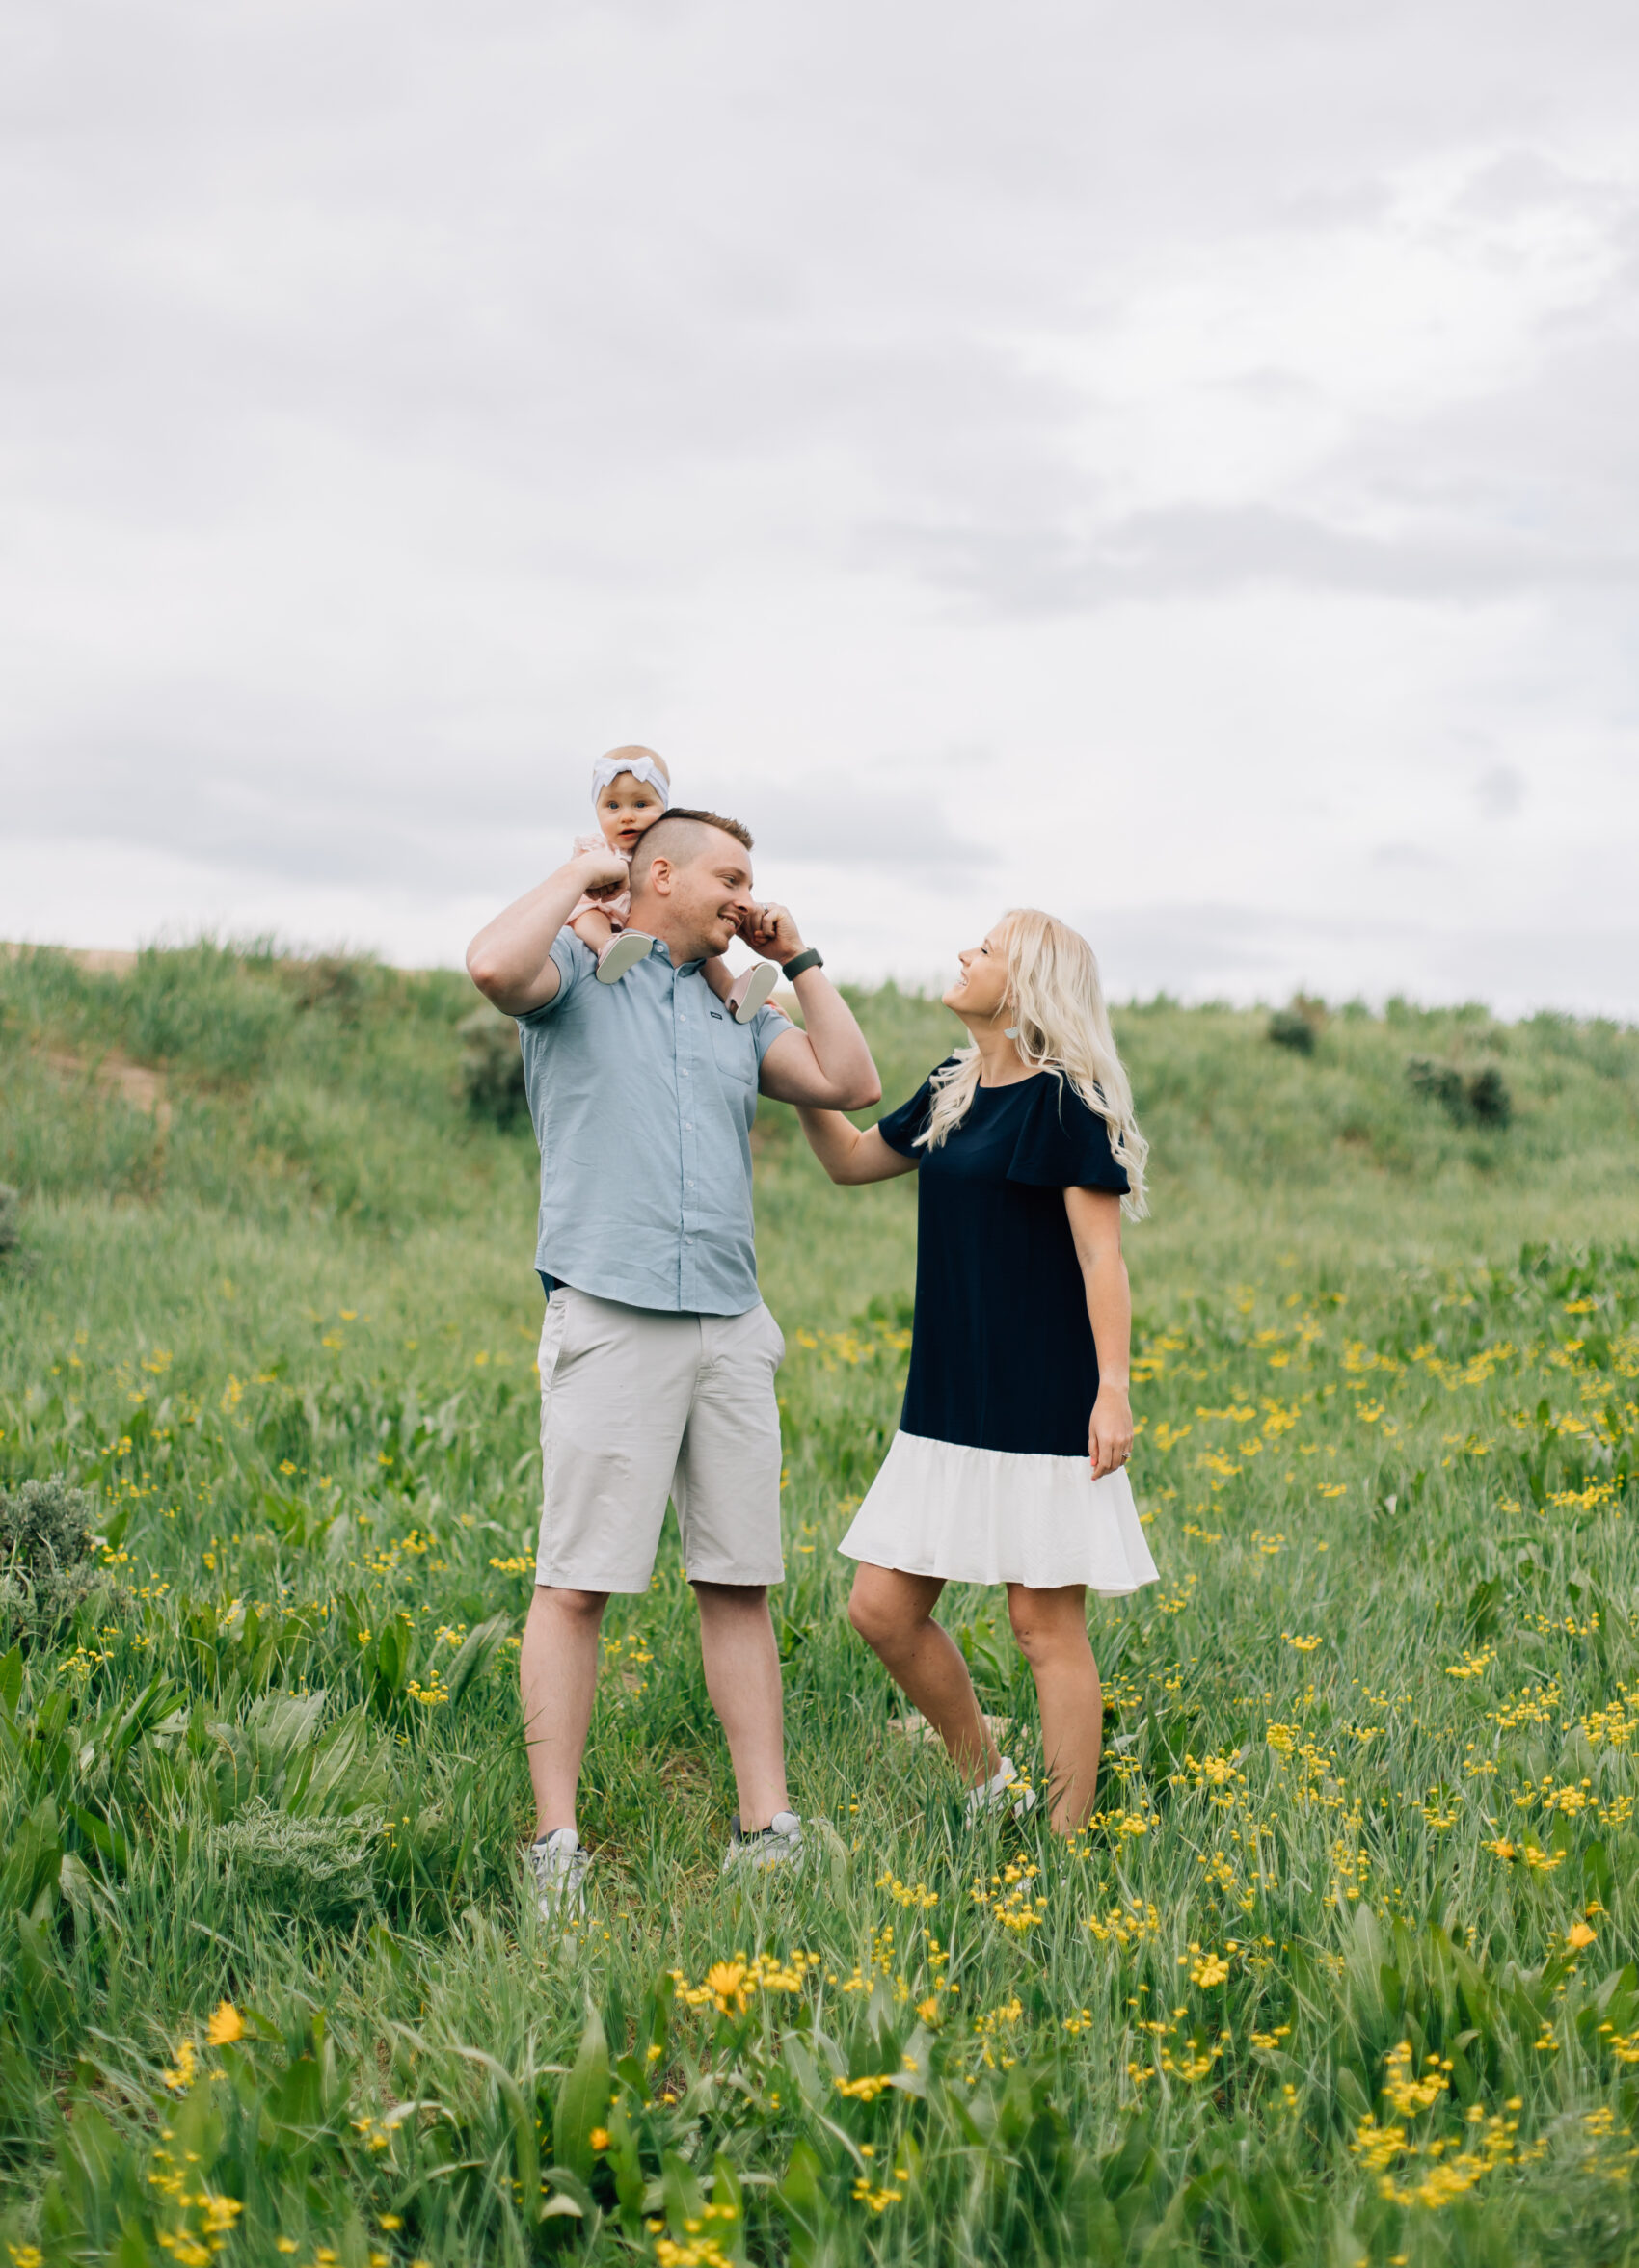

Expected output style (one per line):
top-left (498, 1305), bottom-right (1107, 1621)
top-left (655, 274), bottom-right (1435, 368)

top-left (206, 2001), bottom-right (245, 2045)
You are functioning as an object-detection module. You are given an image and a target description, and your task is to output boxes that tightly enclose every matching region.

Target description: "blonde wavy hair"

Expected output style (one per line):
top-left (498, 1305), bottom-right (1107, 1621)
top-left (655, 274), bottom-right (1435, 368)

top-left (918, 908), bottom-right (1150, 1218)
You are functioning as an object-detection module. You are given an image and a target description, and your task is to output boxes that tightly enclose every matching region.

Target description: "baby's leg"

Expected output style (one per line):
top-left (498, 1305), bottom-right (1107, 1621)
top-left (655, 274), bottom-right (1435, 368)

top-left (713, 956), bottom-right (781, 1025)
top-left (570, 906), bottom-right (615, 956)
top-left (577, 900), bottom-right (652, 985)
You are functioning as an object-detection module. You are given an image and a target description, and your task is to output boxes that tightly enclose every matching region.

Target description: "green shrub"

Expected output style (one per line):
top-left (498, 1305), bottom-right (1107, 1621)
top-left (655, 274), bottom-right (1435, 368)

top-left (1407, 1054), bottom-right (1513, 1129)
top-left (1268, 1007), bottom-right (1317, 1054)
top-left (0, 1476), bottom-right (107, 1644)
top-left (1465, 1063), bottom-right (1513, 1127)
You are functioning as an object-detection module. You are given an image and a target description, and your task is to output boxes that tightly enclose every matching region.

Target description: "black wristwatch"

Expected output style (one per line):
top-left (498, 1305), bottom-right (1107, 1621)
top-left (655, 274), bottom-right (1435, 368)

top-left (782, 947), bottom-right (823, 980)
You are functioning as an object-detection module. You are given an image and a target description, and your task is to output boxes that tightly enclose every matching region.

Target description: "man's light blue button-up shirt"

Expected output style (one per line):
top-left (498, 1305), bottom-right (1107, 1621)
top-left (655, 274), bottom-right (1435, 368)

top-left (517, 933), bottom-right (791, 1316)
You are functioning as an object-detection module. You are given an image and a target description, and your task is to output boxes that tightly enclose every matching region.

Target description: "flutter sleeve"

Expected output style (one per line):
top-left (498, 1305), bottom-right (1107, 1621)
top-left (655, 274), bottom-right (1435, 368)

top-left (1007, 1077), bottom-right (1130, 1193)
top-left (873, 1056), bottom-right (957, 1157)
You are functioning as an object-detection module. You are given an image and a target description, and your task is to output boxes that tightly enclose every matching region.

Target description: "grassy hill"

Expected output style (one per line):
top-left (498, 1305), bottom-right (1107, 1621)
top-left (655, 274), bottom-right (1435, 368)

top-left (4, 942), bottom-right (1636, 1315)
top-left (2, 944), bottom-right (1638, 2266)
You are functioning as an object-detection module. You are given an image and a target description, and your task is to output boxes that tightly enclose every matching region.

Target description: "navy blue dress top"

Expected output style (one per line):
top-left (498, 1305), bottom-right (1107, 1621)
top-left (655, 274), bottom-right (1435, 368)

top-left (876, 1061), bottom-right (1129, 1458)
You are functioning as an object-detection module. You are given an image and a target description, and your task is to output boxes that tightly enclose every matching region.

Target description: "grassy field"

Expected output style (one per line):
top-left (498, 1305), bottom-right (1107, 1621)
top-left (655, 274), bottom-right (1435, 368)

top-left (2, 943), bottom-right (1638, 2268)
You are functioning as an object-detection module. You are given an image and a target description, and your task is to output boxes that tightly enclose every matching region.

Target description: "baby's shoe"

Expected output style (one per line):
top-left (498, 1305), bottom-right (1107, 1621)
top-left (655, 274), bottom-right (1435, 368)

top-left (596, 932), bottom-right (654, 984)
top-left (728, 962), bottom-right (780, 1023)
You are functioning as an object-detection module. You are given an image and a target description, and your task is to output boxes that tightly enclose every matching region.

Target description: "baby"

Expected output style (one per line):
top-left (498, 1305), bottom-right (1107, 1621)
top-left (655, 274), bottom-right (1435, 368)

top-left (568, 745), bottom-right (780, 1022)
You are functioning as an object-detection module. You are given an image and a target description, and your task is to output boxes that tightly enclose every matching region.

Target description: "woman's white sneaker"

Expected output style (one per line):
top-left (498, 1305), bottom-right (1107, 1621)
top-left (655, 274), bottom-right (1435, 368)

top-left (721, 1810), bottom-right (804, 1873)
top-left (528, 1827), bottom-right (591, 1919)
top-left (965, 1758), bottom-right (1038, 1823)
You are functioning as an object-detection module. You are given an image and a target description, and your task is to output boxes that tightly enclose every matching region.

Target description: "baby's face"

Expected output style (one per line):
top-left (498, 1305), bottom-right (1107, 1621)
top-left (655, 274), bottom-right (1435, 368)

top-left (596, 771), bottom-right (666, 853)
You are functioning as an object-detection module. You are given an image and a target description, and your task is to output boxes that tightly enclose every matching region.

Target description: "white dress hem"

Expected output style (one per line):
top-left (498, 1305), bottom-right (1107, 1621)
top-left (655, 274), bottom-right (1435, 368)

top-left (838, 1428), bottom-right (1160, 1593)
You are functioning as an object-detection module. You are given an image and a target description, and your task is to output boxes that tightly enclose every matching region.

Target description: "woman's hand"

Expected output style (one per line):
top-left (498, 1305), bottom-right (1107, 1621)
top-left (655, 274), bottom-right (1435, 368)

top-left (1088, 1383), bottom-right (1133, 1480)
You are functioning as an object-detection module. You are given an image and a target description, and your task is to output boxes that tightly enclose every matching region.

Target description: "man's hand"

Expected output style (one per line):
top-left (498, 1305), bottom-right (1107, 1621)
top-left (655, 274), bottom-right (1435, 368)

top-left (1088, 1383), bottom-right (1134, 1480)
top-left (740, 900), bottom-right (805, 965)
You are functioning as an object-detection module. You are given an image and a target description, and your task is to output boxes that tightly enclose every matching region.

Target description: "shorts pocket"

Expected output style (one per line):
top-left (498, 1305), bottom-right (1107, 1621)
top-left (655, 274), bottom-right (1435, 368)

top-left (539, 1289), bottom-right (574, 1384)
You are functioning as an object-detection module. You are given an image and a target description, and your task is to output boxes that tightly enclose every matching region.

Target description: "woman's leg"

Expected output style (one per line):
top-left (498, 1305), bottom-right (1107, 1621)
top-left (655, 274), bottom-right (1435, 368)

top-left (848, 1563), bottom-right (1002, 1786)
top-left (1006, 1585), bottom-right (1102, 1833)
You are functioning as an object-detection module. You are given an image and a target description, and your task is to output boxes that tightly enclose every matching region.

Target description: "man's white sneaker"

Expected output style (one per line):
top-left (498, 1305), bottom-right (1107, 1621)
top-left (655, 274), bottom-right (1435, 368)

top-left (727, 962), bottom-right (780, 1024)
top-left (721, 1810), bottom-right (804, 1874)
top-left (965, 1758), bottom-right (1038, 1824)
top-left (528, 1827), bottom-right (591, 1919)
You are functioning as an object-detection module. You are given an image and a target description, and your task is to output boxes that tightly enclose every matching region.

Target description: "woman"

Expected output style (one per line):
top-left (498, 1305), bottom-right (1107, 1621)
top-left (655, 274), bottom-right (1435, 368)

top-left (796, 909), bottom-right (1157, 1835)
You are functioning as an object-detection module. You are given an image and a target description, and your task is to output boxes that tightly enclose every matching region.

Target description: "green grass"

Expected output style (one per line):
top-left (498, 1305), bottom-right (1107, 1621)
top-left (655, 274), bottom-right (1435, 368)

top-left (2, 944), bottom-right (1638, 2267)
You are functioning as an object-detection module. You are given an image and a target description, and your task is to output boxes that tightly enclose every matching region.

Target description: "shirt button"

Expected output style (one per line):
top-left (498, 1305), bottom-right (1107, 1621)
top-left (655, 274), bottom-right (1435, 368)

top-left (684, 1122), bottom-right (692, 1131)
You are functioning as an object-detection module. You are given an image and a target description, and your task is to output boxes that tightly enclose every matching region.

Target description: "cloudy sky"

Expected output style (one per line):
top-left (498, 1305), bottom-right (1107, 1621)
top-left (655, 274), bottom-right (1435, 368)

top-left (4, 0), bottom-right (1637, 1014)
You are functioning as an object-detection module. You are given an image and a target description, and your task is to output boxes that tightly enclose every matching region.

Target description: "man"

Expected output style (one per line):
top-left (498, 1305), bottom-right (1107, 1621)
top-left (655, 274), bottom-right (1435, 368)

top-left (466, 804), bottom-right (881, 1915)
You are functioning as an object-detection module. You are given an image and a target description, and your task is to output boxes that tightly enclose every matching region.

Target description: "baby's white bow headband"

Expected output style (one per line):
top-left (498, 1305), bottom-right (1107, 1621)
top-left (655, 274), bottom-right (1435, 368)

top-left (590, 755), bottom-right (670, 809)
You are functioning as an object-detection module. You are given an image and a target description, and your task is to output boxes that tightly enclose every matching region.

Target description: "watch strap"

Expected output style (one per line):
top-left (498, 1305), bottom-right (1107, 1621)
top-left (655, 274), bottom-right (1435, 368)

top-left (781, 946), bottom-right (823, 980)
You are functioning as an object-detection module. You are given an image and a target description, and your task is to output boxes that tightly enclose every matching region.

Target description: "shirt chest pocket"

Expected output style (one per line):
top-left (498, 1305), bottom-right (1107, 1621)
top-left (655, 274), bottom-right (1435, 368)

top-left (705, 1009), bottom-right (756, 1089)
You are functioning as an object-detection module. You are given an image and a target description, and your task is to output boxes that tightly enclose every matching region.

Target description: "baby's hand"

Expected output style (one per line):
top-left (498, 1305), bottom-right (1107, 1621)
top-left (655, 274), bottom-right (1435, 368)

top-left (574, 840), bottom-right (630, 894)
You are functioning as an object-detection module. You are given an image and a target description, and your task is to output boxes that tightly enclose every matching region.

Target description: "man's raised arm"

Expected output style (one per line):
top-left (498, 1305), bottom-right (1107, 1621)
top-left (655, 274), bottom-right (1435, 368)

top-left (467, 842), bottom-right (628, 1016)
top-left (748, 903), bottom-right (882, 1111)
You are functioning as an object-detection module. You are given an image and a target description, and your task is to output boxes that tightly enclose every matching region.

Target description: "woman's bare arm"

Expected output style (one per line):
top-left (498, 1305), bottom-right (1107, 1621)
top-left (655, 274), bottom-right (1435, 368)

top-left (1064, 1186), bottom-right (1134, 1479)
top-left (795, 1109), bottom-right (919, 1186)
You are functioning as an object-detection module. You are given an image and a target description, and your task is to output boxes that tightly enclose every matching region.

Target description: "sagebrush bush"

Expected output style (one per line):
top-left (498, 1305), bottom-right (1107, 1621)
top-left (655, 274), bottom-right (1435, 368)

top-left (208, 1799), bottom-right (381, 1925)
top-left (283, 953), bottom-right (368, 1020)
top-left (0, 1475), bottom-right (106, 1643)
top-left (459, 1005), bottom-right (528, 1127)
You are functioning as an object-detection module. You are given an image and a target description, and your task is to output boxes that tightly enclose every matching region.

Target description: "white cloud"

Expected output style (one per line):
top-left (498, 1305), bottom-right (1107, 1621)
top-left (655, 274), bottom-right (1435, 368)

top-left (2, 0), bottom-right (1637, 1016)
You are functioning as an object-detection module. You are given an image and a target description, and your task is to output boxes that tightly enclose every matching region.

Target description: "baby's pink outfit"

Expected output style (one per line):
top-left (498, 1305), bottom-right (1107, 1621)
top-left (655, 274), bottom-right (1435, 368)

top-left (569, 835), bottom-right (631, 929)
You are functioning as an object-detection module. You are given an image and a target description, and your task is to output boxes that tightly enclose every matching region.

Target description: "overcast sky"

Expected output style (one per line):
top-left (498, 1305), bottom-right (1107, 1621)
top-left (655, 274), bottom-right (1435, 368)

top-left (4, 0), bottom-right (1637, 1015)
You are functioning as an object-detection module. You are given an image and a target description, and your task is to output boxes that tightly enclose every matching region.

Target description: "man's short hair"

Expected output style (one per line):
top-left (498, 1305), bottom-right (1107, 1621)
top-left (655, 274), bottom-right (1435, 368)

top-left (631, 806), bottom-right (753, 891)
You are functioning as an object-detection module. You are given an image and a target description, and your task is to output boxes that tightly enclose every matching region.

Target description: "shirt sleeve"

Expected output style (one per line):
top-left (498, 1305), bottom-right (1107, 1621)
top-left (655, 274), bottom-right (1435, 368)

top-left (1007, 1078), bottom-right (1130, 1193)
top-left (517, 931), bottom-right (588, 1023)
top-left (749, 1001), bottom-right (794, 1066)
top-left (874, 1056), bottom-right (957, 1156)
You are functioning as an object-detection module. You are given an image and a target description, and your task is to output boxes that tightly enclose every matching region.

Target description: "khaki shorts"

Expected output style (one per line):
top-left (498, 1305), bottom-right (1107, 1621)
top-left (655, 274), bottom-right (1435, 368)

top-left (535, 1287), bottom-right (786, 1594)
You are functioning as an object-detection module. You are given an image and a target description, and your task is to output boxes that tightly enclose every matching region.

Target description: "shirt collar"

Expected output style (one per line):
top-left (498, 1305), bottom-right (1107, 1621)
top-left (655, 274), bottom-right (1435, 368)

top-left (646, 938), bottom-right (707, 975)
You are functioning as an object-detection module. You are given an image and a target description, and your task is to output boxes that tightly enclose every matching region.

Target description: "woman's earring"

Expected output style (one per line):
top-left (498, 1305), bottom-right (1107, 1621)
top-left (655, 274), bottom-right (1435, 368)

top-left (1004, 1026), bottom-right (1020, 1039)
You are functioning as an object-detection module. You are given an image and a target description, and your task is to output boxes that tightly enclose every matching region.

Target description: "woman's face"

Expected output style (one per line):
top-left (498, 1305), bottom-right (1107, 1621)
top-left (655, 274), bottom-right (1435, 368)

top-left (943, 922), bottom-right (1012, 1025)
